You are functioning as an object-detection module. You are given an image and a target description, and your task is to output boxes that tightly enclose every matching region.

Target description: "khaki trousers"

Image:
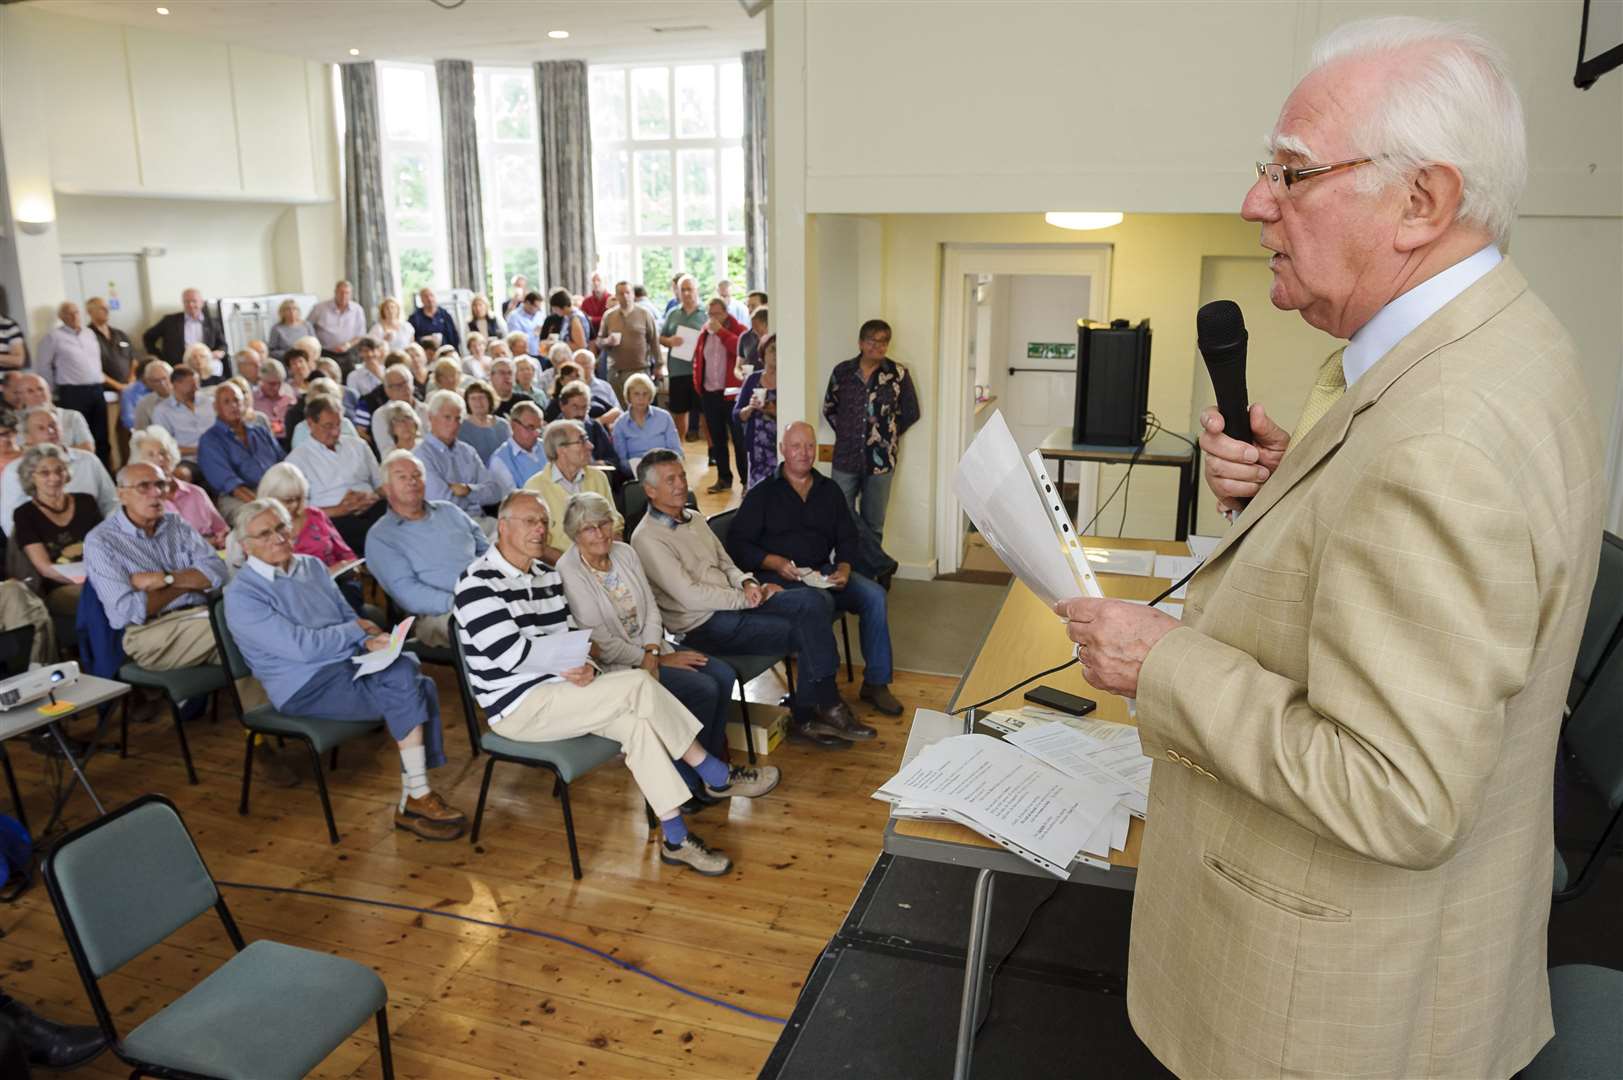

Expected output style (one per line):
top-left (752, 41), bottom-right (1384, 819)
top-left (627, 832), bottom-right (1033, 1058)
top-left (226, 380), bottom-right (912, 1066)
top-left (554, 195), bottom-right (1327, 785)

top-left (492, 669), bottom-right (701, 816)
top-left (123, 606), bottom-right (219, 670)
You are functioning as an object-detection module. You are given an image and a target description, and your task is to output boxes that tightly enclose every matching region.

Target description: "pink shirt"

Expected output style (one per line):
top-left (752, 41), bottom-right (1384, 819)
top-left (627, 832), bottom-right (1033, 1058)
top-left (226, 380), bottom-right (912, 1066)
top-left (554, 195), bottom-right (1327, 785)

top-left (164, 480), bottom-right (228, 544)
top-left (293, 506), bottom-right (357, 567)
top-left (254, 385), bottom-right (298, 433)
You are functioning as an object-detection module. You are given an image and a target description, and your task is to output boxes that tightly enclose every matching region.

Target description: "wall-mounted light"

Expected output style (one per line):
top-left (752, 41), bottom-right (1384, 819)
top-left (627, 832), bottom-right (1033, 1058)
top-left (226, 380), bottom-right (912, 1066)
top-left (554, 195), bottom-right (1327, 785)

top-left (155, 6), bottom-right (169, 14)
top-left (15, 196), bottom-right (54, 236)
top-left (547, 29), bottom-right (570, 39)
top-left (1044, 211), bottom-right (1123, 231)
top-left (348, 48), bottom-right (361, 56)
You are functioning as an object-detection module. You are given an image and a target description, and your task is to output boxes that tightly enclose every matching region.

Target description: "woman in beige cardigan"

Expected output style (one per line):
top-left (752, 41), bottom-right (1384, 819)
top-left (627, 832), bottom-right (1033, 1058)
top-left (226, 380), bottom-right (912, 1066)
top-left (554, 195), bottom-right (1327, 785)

top-left (556, 492), bottom-right (767, 808)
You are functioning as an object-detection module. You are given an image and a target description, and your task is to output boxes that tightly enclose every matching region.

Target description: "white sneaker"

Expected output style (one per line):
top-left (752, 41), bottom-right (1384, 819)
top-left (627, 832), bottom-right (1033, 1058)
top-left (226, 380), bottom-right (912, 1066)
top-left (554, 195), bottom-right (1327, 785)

top-left (660, 834), bottom-right (733, 876)
top-left (705, 764), bottom-right (781, 800)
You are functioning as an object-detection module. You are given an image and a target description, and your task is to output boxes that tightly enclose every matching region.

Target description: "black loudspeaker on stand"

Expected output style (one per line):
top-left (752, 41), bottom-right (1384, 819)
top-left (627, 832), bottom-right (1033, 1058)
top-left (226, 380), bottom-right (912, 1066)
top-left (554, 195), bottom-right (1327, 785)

top-left (1073, 319), bottom-right (1151, 446)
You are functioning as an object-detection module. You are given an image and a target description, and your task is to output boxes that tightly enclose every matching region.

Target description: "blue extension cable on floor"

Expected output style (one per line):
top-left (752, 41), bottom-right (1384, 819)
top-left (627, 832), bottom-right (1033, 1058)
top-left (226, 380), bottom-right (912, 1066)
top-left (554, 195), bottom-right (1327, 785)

top-left (215, 880), bottom-right (789, 1025)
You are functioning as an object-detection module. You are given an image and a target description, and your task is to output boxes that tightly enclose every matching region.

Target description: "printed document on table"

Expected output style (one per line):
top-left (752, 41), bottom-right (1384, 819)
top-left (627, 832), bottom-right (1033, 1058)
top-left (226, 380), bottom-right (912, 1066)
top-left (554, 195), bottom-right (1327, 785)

top-left (1153, 554), bottom-right (1202, 599)
top-left (1187, 534), bottom-right (1223, 560)
top-left (351, 616), bottom-right (413, 679)
top-left (514, 629), bottom-right (593, 677)
top-left (874, 734), bottom-right (1119, 877)
top-left (668, 327), bottom-right (698, 362)
top-left (1006, 721), bottom-right (1150, 817)
top-left (953, 412), bottom-right (1087, 608)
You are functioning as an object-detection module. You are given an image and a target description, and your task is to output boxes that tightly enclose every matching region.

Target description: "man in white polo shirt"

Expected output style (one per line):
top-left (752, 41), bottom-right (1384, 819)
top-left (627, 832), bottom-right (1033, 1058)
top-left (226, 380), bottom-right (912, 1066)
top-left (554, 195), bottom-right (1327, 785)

top-left (284, 393), bottom-right (384, 554)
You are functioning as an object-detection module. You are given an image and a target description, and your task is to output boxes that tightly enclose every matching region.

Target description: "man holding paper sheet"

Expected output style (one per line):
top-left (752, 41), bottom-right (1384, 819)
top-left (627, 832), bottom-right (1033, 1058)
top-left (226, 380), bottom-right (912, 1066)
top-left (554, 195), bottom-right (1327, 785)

top-left (455, 490), bottom-right (778, 877)
top-left (657, 275), bottom-right (704, 446)
top-left (1054, 19), bottom-right (1603, 1079)
top-left (224, 499), bottom-right (466, 841)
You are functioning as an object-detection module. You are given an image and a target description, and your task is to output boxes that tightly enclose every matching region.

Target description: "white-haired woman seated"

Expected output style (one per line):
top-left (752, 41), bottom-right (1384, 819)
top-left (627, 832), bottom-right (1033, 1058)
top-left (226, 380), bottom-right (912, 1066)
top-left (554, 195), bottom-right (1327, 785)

top-left (255, 461), bottom-right (358, 571)
top-left (372, 399), bottom-right (422, 456)
top-left (557, 491), bottom-right (749, 811)
top-left (130, 426), bottom-right (228, 548)
top-left (11, 444), bottom-right (104, 615)
top-left (610, 372), bottom-right (681, 476)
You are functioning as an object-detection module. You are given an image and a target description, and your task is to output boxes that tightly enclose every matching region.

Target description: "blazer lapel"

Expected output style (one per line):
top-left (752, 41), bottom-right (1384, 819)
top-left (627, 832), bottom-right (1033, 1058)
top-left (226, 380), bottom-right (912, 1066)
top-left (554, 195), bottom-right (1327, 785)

top-left (1202, 258), bottom-right (1529, 569)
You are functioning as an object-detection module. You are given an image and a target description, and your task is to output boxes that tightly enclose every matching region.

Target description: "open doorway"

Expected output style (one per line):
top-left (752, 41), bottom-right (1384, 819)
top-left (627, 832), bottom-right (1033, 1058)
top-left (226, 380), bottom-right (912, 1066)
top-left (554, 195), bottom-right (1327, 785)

top-left (936, 245), bottom-right (1111, 577)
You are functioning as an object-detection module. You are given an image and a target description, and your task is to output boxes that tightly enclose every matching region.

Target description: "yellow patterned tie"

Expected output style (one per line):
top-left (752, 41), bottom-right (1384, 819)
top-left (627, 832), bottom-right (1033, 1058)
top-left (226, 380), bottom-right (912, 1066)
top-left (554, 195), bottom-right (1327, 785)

top-left (1291, 348), bottom-right (1348, 444)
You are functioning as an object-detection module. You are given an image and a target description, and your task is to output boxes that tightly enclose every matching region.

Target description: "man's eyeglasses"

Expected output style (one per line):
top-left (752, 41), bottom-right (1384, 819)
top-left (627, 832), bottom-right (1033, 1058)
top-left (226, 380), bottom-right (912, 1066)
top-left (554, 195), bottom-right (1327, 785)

top-left (245, 523), bottom-right (292, 542)
top-left (1255, 157), bottom-right (1374, 190)
top-left (120, 480), bottom-right (173, 494)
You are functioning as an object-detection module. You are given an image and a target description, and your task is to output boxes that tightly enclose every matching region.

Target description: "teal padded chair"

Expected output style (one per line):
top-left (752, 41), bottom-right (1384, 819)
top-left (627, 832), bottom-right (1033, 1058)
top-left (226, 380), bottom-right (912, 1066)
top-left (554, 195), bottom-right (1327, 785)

top-left (117, 659), bottom-right (229, 786)
top-left (42, 795), bottom-right (393, 1079)
top-left (381, 595), bottom-right (483, 758)
top-left (208, 597), bottom-right (385, 844)
top-left (451, 615), bottom-right (626, 878)
top-left (1519, 965), bottom-right (1623, 1080)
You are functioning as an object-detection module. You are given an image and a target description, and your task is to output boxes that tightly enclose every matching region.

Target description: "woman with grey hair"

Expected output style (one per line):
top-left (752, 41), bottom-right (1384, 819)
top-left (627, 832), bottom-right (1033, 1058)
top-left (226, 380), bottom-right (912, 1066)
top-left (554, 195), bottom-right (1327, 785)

top-left (12, 443), bottom-right (102, 613)
top-left (557, 491), bottom-right (758, 810)
top-left (130, 425), bottom-right (228, 548)
top-left (372, 399), bottom-right (422, 456)
top-left (267, 297), bottom-right (313, 359)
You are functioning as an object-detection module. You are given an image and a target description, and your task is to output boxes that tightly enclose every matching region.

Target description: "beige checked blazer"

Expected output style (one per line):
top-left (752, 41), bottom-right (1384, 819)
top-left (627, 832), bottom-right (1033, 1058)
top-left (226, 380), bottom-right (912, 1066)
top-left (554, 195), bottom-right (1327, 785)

top-left (1130, 259), bottom-right (1605, 1079)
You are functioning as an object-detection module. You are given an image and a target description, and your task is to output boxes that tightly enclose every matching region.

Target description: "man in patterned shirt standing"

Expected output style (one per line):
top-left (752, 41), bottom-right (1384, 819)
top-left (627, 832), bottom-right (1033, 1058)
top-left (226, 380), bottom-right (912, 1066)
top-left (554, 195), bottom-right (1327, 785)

top-left (821, 319), bottom-right (919, 581)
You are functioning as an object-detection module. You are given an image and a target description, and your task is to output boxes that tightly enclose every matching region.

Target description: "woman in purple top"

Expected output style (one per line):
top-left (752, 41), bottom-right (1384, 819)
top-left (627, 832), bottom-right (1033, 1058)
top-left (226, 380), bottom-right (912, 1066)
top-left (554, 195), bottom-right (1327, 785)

top-left (732, 334), bottom-right (778, 490)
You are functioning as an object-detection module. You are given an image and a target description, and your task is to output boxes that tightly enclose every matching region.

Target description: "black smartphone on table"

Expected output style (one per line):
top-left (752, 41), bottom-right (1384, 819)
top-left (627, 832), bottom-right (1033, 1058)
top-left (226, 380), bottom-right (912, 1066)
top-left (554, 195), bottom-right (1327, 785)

top-left (1024, 685), bottom-right (1097, 717)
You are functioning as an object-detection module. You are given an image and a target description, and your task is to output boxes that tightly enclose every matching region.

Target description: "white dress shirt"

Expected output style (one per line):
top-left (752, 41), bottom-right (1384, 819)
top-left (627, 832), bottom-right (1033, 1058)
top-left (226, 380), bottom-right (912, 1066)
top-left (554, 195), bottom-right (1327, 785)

top-left (1342, 244), bottom-right (1502, 387)
top-left (285, 434), bottom-right (382, 508)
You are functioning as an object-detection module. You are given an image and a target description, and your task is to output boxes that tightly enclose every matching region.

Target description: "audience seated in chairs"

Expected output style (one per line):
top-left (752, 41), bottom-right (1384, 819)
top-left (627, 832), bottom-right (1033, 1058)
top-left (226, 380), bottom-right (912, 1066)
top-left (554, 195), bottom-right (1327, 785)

top-left (524, 418), bottom-right (622, 561)
top-left (224, 498), bottom-right (467, 841)
top-left (152, 366), bottom-right (215, 460)
top-left (282, 395), bottom-right (384, 555)
top-left (0, 406), bottom-right (117, 537)
top-left (129, 426), bottom-right (228, 550)
top-left (366, 450), bottom-right (489, 648)
top-left (83, 461), bottom-right (224, 676)
top-left (287, 377), bottom-right (360, 450)
top-left (14, 372), bottom-right (93, 452)
top-left (728, 421), bottom-right (902, 716)
top-left (487, 399), bottom-right (547, 491)
top-left (457, 380), bottom-right (511, 466)
top-left (253, 357), bottom-right (298, 439)
top-left (549, 381), bottom-right (624, 482)
top-left (414, 389), bottom-right (507, 533)
top-left (10, 444), bottom-right (101, 618)
top-left (198, 380), bottom-right (284, 525)
top-left (558, 491), bottom-right (751, 812)
top-left (631, 449), bottom-right (873, 747)
top-left (454, 490), bottom-right (777, 876)
top-left (371, 399), bottom-right (423, 457)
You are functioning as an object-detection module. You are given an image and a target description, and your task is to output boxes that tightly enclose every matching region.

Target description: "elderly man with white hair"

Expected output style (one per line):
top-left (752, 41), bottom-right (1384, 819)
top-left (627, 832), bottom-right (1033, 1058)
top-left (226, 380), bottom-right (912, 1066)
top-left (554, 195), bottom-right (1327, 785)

top-left (523, 418), bottom-right (620, 562)
top-left (1051, 19), bottom-right (1606, 1080)
top-left (34, 300), bottom-right (110, 461)
top-left (142, 287), bottom-right (226, 368)
top-left (0, 405), bottom-right (117, 535)
top-left (129, 426), bottom-right (228, 549)
top-left (366, 450), bottom-right (488, 647)
top-left (306, 280), bottom-right (366, 359)
top-left (198, 380), bottom-right (284, 523)
top-left (13, 372), bottom-right (93, 453)
top-left (283, 394), bottom-right (384, 554)
top-left (487, 399), bottom-right (547, 490)
top-left (225, 497), bottom-right (467, 840)
top-left (413, 389), bottom-right (506, 531)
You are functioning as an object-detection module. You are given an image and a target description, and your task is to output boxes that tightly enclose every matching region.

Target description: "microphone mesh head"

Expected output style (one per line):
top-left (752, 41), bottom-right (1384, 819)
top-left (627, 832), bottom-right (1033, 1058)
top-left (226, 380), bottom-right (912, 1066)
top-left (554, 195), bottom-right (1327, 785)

top-left (1197, 299), bottom-right (1245, 348)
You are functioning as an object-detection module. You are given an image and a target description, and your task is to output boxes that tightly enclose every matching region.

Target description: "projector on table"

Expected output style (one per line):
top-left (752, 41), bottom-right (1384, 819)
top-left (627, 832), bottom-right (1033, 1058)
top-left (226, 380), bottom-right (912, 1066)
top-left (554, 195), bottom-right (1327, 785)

top-left (0, 661), bottom-right (80, 711)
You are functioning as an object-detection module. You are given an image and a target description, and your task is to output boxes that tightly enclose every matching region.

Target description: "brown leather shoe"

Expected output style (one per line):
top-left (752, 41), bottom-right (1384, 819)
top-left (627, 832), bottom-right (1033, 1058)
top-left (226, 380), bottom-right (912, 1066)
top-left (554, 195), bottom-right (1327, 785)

top-left (859, 682), bottom-right (903, 716)
top-left (406, 791), bottom-right (467, 823)
top-left (813, 702), bottom-right (877, 741)
top-left (394, 793), bottom-right (467, 841)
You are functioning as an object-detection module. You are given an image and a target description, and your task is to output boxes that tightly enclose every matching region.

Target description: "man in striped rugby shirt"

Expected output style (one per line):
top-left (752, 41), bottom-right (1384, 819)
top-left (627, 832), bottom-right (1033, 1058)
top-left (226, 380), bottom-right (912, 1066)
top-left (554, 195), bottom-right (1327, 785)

top-left (454, 489), bottom-right (779, 876)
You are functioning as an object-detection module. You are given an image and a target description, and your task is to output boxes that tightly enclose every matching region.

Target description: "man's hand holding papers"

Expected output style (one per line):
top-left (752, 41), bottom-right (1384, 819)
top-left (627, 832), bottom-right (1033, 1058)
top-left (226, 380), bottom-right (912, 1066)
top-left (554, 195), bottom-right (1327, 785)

top-left (1052, 597), bottom-right (1179, 697)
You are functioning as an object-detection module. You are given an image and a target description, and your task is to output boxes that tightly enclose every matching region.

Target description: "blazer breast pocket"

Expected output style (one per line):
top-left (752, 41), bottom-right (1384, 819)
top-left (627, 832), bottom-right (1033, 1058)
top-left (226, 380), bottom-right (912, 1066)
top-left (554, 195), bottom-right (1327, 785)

top-left (1226, 561), bottom-right (1308, 603)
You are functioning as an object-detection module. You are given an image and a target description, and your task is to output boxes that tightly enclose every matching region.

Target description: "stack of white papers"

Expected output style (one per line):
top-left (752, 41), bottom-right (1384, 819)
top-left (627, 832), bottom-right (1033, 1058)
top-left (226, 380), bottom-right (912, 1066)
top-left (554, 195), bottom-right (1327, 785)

top-left (875, 733), bottom-right (1123, 877)
top-left (1004, 721), bottom-right (1152, 857)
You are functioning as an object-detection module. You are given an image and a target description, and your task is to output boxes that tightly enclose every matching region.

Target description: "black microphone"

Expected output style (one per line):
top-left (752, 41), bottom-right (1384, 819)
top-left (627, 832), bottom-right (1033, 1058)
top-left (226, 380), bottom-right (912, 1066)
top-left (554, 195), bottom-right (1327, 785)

top-left (1197, 299), bottom-right (1252, 446)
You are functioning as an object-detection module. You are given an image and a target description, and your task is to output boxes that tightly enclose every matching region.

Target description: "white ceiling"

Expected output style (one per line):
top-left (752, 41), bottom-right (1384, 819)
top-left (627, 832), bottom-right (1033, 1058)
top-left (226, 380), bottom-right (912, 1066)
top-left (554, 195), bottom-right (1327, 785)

top-left (30, 0), bottom-right (767, 66)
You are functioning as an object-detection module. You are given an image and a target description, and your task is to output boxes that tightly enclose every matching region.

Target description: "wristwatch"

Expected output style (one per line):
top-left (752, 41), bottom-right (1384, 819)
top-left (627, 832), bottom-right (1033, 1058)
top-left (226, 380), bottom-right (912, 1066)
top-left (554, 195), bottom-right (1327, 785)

top-left (162, 573), bottom-right (175, 587)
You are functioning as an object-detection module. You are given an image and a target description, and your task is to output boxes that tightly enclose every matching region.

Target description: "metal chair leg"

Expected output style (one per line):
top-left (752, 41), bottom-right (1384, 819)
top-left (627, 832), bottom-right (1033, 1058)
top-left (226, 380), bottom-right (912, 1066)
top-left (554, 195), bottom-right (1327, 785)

top-left (738, 691), bottom-right (757, 765)
top-left (784, 655), bottom-right (795, 695)
top-left (840, 614), bottom-right (855, 683)
top-left (375, 1007), bottom-right (395, 1080)
top-left (303, 739), bottom-right (340, 844)
top-left (552, 776), bottom-right (563, 799)
top-left (239, 732), bottom-right (256, 815)
top-left (454, 664), bottom-right (481, 758)
top-left (329, 746), bottom-right (339, 771)
top-left (170, 700), bottom-right (199, 785)
top-left (560, 779), bottom-right (584, 880)
top-left (0, 743), bottom-right (28, 837)
top-left (470, 757), bottom-right (498, 843)
top-left (120, 698), bottom-right (129, 759)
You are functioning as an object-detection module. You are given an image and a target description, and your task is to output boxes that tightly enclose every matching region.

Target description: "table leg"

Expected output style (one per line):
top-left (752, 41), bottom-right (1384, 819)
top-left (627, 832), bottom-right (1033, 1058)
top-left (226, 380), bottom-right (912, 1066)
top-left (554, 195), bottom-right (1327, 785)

top-left (46, 722), bottom-right (105, 817)
top-left (0, 743), bottom-right (26, 836)
top-left (953, 868), bottom-right (997, 1080)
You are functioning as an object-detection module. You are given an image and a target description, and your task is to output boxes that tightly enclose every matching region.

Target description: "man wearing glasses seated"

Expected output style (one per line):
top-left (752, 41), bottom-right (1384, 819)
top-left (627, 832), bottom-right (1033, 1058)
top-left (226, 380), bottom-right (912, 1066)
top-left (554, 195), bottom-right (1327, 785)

top-left (83, 461), bottom-right (226, 673)
top-left (487, 399), bottom-right (547, 490)
top-left (226, 498), bottom-right (467, 840)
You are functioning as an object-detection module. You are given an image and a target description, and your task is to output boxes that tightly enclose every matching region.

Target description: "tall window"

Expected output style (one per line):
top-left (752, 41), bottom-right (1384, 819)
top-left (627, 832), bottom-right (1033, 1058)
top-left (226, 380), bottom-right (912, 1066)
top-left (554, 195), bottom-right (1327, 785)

top-left (376, 63), bottom-right (450, 301)
top-left (589, 61), bottom-right (747, 303)
top-left (473, 67), bottom-right (542, 301)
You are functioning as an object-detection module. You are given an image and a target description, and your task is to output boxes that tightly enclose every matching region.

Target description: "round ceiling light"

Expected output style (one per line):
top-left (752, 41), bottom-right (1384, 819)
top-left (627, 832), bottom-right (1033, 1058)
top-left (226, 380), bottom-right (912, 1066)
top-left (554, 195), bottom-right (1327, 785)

top-left (1044, 212), bottom-right (1124, 231)
top-left (547, 29), bottom-right (570, 39)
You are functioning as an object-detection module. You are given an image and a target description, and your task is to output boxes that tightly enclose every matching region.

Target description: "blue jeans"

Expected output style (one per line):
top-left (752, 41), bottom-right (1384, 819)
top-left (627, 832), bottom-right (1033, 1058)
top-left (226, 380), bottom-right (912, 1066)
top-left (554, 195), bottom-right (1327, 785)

top-left (280, 655), bottom-right (446, 769)
top-left (831, 468), bottom-right (898, 576)
top-left (657, 656), bottom-right (736, 793)
top-left (680, 588), bottom-right (840, 708)
top-left (781, 568), bottom-right (892, 686)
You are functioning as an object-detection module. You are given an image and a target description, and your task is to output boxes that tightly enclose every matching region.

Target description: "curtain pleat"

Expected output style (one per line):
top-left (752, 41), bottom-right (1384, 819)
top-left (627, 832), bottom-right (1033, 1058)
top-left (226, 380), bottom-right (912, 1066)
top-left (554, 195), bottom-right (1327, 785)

top-left (340, 62), bottom-right (396, 314)
top-left (742, 49), bottom-right (769, 292)
top-left (436, 59), bottom-right (488, 294)
top-left (533, 60), bottom-right (597, 291)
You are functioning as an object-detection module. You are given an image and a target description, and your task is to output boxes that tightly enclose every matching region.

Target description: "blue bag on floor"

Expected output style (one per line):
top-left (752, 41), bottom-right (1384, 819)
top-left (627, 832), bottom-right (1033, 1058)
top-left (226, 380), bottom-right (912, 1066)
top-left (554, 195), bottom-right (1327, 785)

top-left (0, 813), bottom-right (32, 899)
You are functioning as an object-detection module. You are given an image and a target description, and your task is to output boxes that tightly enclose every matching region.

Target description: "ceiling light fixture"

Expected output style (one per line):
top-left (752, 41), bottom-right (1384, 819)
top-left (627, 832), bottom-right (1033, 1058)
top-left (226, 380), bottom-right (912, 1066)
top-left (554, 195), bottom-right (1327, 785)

top-left (348, 48), bottom-right (361, 56)
top-left (155, 6), bottom-right (169, 13)
top-left (547, 29), bottom-right (570, 39)
top-left (1044, 211), bottom-right (1124, 231)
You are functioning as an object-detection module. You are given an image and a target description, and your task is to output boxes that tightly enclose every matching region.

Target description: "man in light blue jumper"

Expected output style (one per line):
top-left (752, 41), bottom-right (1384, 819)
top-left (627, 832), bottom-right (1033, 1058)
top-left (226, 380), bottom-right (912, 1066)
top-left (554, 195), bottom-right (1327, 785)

top-left (223, 498), bottom-right (467, 840)
top-left (414, 389), bottom-right (508, 532)
top-left (366, 450), bottom-right (489, 647)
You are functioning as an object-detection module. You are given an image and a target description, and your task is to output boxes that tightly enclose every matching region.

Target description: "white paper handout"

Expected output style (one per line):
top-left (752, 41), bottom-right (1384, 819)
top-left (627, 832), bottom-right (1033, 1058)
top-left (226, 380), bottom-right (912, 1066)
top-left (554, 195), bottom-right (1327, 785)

top-left (515, 628), bottom-right (593, 677)
top-left (54, 561), bottom-right (88, 584)
top-left (1005, 721), bottom-right (1151, 818)
top-left (1153, 554), bottom-right (1202, 599)
top-left (352, 617), bottom-right (413, 679)
top-left (1186, 534), bottom-right (1223, 560)
top-left (954, 412), bottom-right (1098, 608)
top-left (668, 326), bottom-right (698, 362)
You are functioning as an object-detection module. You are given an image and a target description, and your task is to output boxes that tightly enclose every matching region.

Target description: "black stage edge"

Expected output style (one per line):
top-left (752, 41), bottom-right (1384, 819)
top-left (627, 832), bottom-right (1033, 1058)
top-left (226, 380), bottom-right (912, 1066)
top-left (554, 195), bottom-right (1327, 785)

top-left (761, 853), bottom-right (1174, 1079)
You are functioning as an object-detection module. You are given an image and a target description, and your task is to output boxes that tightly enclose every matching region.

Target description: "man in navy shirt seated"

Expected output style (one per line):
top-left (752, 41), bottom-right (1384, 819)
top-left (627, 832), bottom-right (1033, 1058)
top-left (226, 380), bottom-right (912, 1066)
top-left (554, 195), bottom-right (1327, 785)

top-left (407, 287), bottom-right (460, 352)
top-left (725, 422), bottom-right (901, 716)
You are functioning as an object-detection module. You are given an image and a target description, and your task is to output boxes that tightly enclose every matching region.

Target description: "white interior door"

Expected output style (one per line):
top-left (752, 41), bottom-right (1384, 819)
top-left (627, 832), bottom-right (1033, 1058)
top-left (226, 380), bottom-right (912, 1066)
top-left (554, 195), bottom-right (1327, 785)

top-left (61, 254), bottom-right (148, 338)
top-left (999, 273), bottom-right (1091, 466)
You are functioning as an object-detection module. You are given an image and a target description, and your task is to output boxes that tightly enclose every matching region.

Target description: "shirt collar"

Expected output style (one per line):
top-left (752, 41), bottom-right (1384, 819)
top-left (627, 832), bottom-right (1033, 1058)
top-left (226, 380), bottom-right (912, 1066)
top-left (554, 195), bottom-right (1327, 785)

top-left (484, 544), bottom-right (546, 578)
top-left (647, 505), bottom-right (689, 528)
top-left (1342, 244), bottom-right (1501, 387)
top-left (247, 555), bottom-right (294, 581)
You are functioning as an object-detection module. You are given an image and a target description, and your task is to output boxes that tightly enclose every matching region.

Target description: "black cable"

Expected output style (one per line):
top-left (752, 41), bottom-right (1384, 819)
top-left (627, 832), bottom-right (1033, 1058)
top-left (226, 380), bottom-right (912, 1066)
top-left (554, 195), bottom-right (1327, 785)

top-left (1077, 420), bottom-right (1154, 536)
top-left (973, 881), bottom-right (1061, 1038)
top-left (950, 658), bottom-right (1079, 717)
top-left (1149, 564), bottom-right (1200, 608)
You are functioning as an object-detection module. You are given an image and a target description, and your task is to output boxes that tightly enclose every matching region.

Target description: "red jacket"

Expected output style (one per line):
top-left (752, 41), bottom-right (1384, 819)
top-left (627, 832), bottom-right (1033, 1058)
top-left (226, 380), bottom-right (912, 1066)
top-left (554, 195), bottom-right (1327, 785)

top-left (692, 315), bottom-right (746, 393)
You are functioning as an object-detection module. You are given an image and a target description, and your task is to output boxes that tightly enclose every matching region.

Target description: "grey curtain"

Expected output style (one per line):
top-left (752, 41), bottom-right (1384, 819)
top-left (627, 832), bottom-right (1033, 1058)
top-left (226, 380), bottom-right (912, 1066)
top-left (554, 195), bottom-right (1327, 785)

top-left (742, 49), bottom-right (769, 292)
top-left (436, 59), bottom-right (487, 294)
top-left (533, 60), bottom-right (596, 290)
top-left (341, 62), bottom-right (395, 313)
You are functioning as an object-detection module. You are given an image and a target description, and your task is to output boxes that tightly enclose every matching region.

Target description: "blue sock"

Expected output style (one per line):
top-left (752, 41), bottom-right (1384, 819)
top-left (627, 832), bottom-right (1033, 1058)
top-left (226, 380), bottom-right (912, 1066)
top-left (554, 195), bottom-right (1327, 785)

top-left (660, 815), bottom-right (688, 846)
top-left (694, 754), bottom-right (730, 789)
